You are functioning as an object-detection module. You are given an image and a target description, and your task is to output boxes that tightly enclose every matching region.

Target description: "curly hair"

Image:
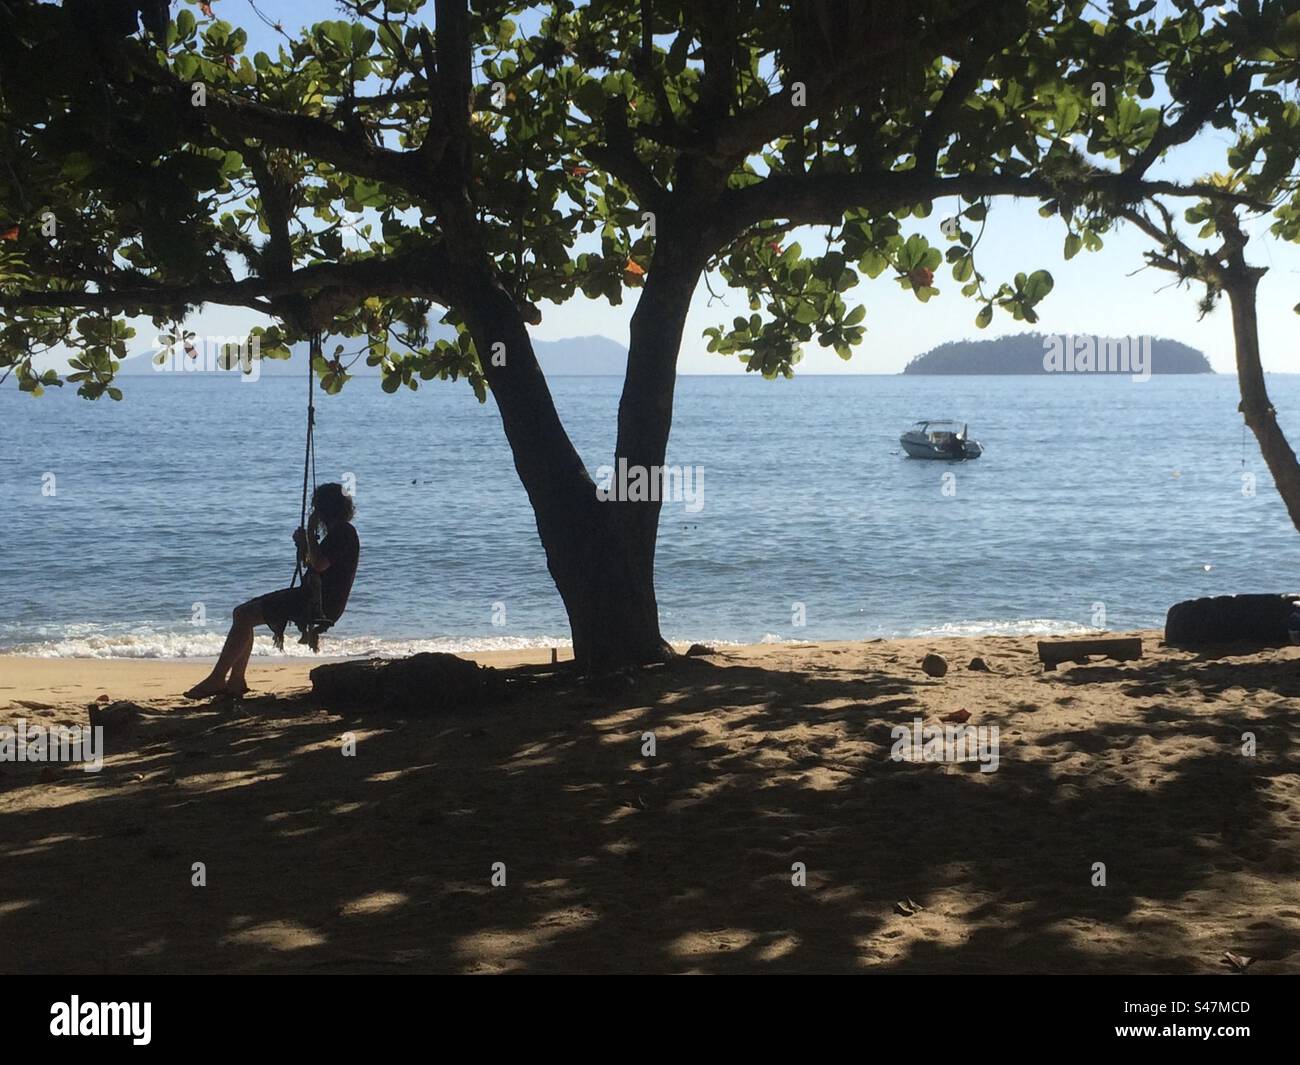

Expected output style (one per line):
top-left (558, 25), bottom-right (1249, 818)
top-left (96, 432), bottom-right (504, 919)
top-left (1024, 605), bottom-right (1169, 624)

top-left (311, 482), bottom-right (355, 523)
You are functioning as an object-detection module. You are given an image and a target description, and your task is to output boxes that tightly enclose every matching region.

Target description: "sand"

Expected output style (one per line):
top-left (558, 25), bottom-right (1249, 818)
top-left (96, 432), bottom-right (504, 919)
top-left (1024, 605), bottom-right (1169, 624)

top-left (1, 631), bottom-right (1297, 974)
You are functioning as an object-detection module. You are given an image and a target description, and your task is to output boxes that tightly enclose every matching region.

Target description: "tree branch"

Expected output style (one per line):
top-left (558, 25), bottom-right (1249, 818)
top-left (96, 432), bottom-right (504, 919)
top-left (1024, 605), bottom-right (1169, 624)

top-left (914, 50), bottom-right (993, 176)
top-left (585, 101), bottom-right (668, 213)
top-left (432, 0), bottom-right (474, 189)
top-left (126, 60), bottom-right (434, 196)
top-left (0, 245), bottom-right (461, 314)
top-left (715, 169), bottom-right (1267, 242)
top-left (1126, 76), bottom-right (1230, 180)
top-left (696, 0), bottom-right (997, 163)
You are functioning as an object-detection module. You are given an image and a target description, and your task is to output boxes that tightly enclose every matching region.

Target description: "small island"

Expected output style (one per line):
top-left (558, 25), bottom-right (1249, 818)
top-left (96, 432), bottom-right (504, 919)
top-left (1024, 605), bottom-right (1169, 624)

top-left (903, 332), bottom-right (1214, 375)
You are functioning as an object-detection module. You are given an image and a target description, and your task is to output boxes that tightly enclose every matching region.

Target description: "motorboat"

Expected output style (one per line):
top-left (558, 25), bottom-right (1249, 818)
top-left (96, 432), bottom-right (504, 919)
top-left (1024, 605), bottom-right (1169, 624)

top-left (899, 420), bottom-right (983, 460)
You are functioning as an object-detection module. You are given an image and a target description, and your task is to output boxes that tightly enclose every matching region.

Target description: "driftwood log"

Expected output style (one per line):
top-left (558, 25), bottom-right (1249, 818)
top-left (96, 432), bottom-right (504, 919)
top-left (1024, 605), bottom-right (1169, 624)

top-left (1037, 637), bottom-right (1143, 671)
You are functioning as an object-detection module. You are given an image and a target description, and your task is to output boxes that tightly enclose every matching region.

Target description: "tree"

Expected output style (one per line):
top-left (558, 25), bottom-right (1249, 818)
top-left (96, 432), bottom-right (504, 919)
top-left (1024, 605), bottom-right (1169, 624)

top-left (1049, 0), bottom-right (1300, 531)
top-left (1121, 206), bottom-right (1300, 531)
top-left (0, 0), bottom-right (1252, 669)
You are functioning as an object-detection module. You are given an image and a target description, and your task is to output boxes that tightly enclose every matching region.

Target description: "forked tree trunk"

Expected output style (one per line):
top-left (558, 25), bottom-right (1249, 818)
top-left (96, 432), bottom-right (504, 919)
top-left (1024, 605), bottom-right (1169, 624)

top-left (424, 0), bottom-right (722, 670)
top-left (533, 244), bottom-right (703, 670)
top-left (1222, 268), bottom-right (1300, 532)
top-left (455, 247), bottom-right (702, 672)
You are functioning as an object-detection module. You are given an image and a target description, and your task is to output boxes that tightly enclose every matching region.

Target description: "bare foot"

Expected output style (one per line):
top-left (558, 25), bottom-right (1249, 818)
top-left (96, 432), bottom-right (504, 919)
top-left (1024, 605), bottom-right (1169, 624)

top-left (184, 679), bottom-right (227, 699)
top-left (224, 682), bottom-right (251, 698)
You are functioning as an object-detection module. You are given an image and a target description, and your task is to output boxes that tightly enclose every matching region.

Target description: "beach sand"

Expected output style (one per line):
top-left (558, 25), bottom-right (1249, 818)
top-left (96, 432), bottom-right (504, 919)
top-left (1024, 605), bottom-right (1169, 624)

top-left (1, 632), bottom-right (1297, 974)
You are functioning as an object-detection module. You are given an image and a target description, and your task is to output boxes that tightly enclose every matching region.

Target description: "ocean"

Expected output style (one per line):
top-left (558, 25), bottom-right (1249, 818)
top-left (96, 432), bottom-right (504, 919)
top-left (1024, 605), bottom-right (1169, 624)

top-left (2, 370), bottom-right (1298, 658)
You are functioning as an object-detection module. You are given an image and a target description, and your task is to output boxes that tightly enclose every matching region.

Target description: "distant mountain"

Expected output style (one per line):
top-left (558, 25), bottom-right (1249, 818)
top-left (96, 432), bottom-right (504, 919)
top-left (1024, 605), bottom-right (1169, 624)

top-left (117, 333), bottom-right (628, 377)
top-left (534, 334), bottom-right (627, 375)
top-left (903, 332), bottom-right (1213, 375)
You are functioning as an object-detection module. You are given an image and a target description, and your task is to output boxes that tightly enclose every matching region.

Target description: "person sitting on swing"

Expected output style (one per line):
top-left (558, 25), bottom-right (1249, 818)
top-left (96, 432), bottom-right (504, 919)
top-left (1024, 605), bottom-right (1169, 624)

top-left (185, 483), bottom-right (360, 699)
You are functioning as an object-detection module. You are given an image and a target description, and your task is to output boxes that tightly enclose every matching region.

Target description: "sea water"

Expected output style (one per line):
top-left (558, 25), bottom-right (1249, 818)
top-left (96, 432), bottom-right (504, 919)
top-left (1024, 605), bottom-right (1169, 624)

top-left (1, 372), bottom-right (1297, 658)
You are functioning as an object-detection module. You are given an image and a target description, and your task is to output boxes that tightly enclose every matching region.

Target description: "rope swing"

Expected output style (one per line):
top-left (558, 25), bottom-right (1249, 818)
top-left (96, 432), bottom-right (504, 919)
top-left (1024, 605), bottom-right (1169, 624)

top-left (274, 332), bottom-right (333, 652)
top-left (290, 331), bottom-right (319, 591)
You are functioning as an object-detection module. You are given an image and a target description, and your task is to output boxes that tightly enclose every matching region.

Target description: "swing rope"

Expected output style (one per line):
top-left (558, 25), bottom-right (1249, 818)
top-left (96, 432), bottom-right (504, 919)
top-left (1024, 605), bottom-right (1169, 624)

top-left (273, 332), bottom-right (332, 653)
top-left (290, 333), bottom-right (320, 590)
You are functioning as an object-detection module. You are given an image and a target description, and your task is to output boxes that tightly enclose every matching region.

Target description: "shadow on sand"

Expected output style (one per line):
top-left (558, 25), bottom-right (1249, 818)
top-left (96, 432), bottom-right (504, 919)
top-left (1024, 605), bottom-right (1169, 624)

top-left (1, 649), bottom-right (1296, 973)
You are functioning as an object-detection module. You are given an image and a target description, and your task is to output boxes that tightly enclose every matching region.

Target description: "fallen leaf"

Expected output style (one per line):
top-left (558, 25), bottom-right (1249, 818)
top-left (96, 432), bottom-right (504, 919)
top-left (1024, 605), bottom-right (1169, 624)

top-left (1222, 951), bottom-right (1254, 972)
top-left (942, 708), bottom-right (972, 723)
top-left (0, 225), bottom-right (18, 241)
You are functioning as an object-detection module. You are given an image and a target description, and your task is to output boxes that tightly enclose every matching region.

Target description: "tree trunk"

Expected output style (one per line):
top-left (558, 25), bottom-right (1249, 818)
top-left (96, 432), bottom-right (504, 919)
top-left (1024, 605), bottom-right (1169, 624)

top-left (1223, 268), bottom-right (1300, 532)
top-left (528, 235), bottom-right (705, 671)
top-left (430, 11), bottom-right (709, 671)
top-left (454, 259), bottom-right (684, 672)
top-left (542, 497), bottom-right (674, 671)
top-left (602, 226), bottom-right (711, 666)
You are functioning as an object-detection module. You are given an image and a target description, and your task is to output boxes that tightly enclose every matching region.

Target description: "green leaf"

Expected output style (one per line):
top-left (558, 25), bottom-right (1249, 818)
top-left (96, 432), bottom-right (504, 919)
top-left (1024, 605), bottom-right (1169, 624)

top-left (1023, 269), bottom-right (1054, 303)
top-left (860, 251), bottom-right (888, 279)
top-left (351, 23), bottom-right (376, 54)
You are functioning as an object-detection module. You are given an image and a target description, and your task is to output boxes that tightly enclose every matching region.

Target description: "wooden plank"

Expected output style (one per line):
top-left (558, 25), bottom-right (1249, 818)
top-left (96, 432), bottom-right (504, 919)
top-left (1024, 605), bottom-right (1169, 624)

top-left (1037, 636), bottom-right (1143, 670)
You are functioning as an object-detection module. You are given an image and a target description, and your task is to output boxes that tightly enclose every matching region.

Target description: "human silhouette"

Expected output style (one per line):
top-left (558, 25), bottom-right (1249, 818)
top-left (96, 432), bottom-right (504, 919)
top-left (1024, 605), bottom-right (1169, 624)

top-left (185, 483), bottom-right (359, 698)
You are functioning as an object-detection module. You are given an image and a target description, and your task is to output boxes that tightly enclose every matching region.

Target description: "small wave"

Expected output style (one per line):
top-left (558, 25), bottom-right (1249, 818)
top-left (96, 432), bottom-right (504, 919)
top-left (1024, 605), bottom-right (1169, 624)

top-left (758, 632), bottom-right (815, 645)
top-left (905, 618), bottom-right (1096, 638)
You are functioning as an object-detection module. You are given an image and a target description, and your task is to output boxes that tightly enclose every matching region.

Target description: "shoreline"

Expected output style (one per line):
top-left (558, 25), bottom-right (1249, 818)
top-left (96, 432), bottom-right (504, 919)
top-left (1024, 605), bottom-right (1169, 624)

top-left (0, 622), bottom-right (1110, 666)
top-left (0, 631), bottom-right (1149, 705)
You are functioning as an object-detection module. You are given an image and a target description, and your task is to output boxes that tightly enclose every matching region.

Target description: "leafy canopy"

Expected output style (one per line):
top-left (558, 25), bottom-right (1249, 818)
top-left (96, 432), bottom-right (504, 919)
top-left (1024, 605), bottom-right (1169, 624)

top-left (0, 0), bottom-right (1261, 400)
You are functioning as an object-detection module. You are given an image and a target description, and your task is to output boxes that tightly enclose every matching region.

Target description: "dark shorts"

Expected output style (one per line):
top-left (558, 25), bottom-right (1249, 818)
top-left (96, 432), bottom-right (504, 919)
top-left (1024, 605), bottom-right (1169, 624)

top-left (253, 587), bottom-right (310, 637)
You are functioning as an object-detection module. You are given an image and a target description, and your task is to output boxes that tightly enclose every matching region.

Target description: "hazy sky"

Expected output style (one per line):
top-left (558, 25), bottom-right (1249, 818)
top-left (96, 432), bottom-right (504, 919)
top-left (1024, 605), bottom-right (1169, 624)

top-left (108, 2), bottom-right (1300, 374)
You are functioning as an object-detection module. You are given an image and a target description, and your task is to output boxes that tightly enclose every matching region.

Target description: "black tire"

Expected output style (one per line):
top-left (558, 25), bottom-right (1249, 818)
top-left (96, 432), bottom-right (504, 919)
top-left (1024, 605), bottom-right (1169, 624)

top-left (1165, 593), bottom-right (1300, 648)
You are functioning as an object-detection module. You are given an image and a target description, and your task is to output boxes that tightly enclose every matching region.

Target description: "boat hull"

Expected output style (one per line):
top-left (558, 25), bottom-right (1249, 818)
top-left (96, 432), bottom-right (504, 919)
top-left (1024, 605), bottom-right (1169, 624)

top-left (900, 436), bottom-right (983, 460)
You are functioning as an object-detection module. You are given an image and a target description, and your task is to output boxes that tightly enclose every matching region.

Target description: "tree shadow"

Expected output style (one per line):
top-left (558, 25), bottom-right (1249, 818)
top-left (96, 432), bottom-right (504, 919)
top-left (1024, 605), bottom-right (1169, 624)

top-left (1, 648), bottom-right (1296, 973)
top-left (1051, 653), bottom-right (1300, 699)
